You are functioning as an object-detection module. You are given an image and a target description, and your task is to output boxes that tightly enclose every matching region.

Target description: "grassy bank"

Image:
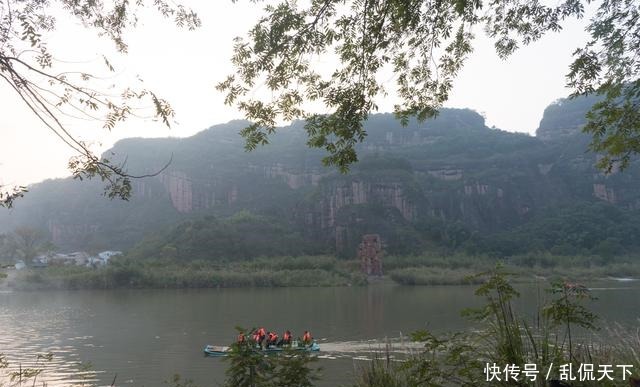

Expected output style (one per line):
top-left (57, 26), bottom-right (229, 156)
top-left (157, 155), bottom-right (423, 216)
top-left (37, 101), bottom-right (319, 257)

top-left (6, 252), bottom-right (640, 290)
top-left (385, 252), bottom-right (640, 285)
top-left (7, 255), bottom-right (367, 290)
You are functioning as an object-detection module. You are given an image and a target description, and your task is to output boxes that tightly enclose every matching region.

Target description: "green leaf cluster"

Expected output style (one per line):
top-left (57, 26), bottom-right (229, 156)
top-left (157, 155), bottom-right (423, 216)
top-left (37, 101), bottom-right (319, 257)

top-left (223, 0), bottom-right (640, 173)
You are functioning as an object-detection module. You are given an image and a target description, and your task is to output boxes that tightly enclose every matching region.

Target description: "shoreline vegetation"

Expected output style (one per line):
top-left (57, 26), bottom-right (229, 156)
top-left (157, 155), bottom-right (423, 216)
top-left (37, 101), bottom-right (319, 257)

top-left (2, 255), bottom-right (366, 290)
top-left (2, 253), bottom-right (640, 290)
top-left (349, 268), bottom-right (640, 387)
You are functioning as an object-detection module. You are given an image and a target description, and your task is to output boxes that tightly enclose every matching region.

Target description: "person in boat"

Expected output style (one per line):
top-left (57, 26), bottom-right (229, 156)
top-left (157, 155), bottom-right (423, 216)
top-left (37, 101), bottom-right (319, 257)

top-left (302, 330), bottom-right (312, 345)
top-left (266, 331), bottom-right (279, 348)
top-left (237, 332), bottom-right (246, 344)
top-left (254, 327), bottom-right (266, 348)
top-left (277, 330), bottom-right (292, 347)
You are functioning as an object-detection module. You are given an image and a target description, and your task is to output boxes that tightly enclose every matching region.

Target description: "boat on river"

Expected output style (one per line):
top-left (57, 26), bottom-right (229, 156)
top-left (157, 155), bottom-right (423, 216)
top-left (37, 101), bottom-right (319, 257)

top-left (203, 342), bottom-right (320, 357)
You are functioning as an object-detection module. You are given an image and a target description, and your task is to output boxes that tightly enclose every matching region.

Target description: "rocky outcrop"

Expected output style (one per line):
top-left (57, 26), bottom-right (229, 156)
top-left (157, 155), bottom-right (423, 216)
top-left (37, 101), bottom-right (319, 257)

top-left (133, 181), bottom-right (155, 198)
top-left (318, 180), bottom-right (416, 229)
top-left (227, 185), bottom-right (238, 205)
top-left (156, 163), bottom-right (324, 213)
top-left (256, 163), bottom-right (324, 189)
top-left (160, 171), bottom-right (193, 213)
top-left (5, 102), bottom-right (640, 255)
top-left (382, 131), bottom-right (443, 146)
top-left (593, 183), bottom-right (616, 204)
top-left (535, 95), bottom-right (600, 142)
top-left (159, 171), bottom-right (221, 212)
top-left (464, 183), bottom-right (490, 196)
top-left (428, 169), bottom-right (463, 180)
top-left (48, 221), bottom-right (99, 248)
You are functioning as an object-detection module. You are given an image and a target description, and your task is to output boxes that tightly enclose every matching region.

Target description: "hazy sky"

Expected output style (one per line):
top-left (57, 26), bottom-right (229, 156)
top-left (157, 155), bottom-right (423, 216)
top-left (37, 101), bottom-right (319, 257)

top-left (0, 2), bottom-right (592, 187)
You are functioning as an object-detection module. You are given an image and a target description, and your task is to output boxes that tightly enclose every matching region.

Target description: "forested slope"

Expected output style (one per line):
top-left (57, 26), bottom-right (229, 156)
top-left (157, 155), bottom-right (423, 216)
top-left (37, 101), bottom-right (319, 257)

top-left (2, 97), bottom-right (639, 260)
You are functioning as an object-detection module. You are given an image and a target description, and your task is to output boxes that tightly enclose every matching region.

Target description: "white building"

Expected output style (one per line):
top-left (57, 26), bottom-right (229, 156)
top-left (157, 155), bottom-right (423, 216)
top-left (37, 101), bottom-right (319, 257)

top-left (86, 251), bottom-right (122, 267)
top-left (50, 252), bottom-right (90, 266)
top-left (98, 251), bottom-right (122, 262)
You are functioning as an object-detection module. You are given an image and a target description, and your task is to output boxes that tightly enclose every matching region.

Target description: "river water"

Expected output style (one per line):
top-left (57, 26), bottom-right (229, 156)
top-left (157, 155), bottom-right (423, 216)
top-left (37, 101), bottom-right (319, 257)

top-left (1, 281), bottom-right (640, 386)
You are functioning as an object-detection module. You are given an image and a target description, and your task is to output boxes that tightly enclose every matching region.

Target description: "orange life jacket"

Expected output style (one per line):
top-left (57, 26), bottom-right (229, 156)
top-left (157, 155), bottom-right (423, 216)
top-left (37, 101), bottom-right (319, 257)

top-left (237, 333), bottom-right (245, 343)
top-left (303, 332), bottom-right (312, 342)
top-left (283, 332), bottom-right (291, 341)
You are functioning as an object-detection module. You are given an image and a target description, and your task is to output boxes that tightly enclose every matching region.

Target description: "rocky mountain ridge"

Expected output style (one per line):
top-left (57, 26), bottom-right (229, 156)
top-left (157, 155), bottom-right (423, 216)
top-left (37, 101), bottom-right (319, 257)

top-left (1, 97), bottom-right (639, 258)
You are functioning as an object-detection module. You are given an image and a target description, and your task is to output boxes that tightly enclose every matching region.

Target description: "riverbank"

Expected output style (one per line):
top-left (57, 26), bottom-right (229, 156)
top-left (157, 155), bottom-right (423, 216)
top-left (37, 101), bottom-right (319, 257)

top-left (4, 252), bottom-right (639, 290)
top-left (5, 256), bottom-right (367, 290)
top-left (385, 253), bottom-right (640, 285)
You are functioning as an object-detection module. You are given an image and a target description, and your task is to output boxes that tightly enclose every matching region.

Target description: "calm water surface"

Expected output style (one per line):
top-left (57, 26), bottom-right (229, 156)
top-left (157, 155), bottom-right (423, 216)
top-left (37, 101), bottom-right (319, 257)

top-left (1, 282), bottom-right (640, 386)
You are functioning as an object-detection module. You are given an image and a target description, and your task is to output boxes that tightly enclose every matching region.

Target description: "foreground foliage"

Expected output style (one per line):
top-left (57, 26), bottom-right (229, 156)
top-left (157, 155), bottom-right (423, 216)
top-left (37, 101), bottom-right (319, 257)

top-left (222, 0), bottom-right (639, 173)
top-left (0, 0), bottom-right (199, 201)
top-left (223, 329), bottom-right (320, 387)
top-left (354, 267), bottom-right (639, 386)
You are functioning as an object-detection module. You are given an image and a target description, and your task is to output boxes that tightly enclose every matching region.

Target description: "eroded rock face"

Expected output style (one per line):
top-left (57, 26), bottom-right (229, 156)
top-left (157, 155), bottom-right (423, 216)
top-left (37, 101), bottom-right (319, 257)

top-left (428, 169), bottom-right (463, 181)
top-left (318, 180), bottom-right (416, 229)
top-left (157, 163), bottom-right (325, 214)
top-left (160, 171), bottom-right (193, 213)
top-left (536, 95), bottom-right (601, 143)
top-left (258, 163), bottom-right (324, 189)
top-left (49, 221), bottom-right (99, 248)
top-left (133, 181), bottom-right (155, 198)
top-left (5, 103), bottom-right (640, 255)
top-left (593, 183), bottom-right (616, 204)
top-left (158, 172), bottom-right (238, 212)
top-left (464, 183), bottom-right (490, 196)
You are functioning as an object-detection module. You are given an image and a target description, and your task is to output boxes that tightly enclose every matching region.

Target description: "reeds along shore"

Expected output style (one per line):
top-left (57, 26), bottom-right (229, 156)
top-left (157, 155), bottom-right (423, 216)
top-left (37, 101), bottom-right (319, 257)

top-left (353, 267), bottom-right (640, 386)
top-left (4, 255), bottom-right (367, 290)
top-left (5, 252), bottom-right (640, 290)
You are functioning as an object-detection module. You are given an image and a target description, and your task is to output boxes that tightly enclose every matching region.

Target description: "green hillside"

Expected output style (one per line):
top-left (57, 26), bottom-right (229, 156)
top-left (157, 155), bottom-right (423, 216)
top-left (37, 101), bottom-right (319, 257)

top-left (2, 98), bottom-right (639, 261)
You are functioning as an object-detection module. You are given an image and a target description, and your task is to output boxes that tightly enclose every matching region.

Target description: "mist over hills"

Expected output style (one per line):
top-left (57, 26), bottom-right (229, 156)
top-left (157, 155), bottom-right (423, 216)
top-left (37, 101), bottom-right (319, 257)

top-left (2, 97), bottom-right (639, 260)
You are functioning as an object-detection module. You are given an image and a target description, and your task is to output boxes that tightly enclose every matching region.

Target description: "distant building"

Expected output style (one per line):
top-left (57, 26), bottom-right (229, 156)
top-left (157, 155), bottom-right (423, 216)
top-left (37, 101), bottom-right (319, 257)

top-left (31, 261), bottom-right (48, 268)
top-left (98, 251), bottom-right (122, 262)
top-left (34, 254), bottom-right (50, 264)
top-left (86, 251), bottom-right (122, 267)
top-left (50, 252), bottom-right (90, 266)
top-left (32, 254), bottom-right (50, 268)
top-left (25, 251), bottom-right (122, 268)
